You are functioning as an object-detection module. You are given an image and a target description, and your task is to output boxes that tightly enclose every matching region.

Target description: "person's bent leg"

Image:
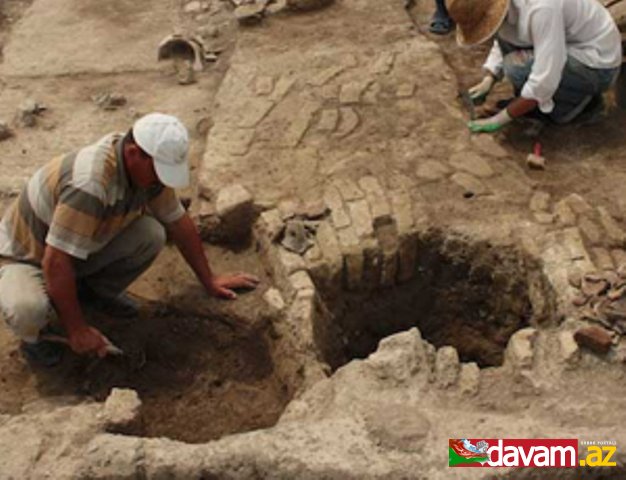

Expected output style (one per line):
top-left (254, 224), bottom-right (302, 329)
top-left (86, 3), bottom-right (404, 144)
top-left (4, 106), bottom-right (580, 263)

top-left (74, 216), bottom-right (166, 307)
top-left (0, 263), bottom-right (63, 366)
top-left (430, 0), bottom-right (454, 35)
top-left (502, 49), bottom-right (534, 96)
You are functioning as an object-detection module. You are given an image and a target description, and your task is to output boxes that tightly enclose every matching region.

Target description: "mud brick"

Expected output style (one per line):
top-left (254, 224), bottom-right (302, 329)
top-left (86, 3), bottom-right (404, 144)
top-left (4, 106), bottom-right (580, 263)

top-left (397, 231), bottom-right (418, 283)
top-left (348, 199), bottom-right (374, 239)
top-left (574, 326), bottom-right (613, 354)
top-left (591, 247), bottom-right (614, 271)
top-left (361, 238), bottom-right (382, 289)
top-left (415, 160), bottom-right (450, 181)
top-left (554, 199), bottom-right (576, 227)
top-left (470, 135), bottom-right (509, 159)
top-left (288, 271), bottom-right (315, 300)
top-left (389, 189), bottom-right (414, 235)
top-left (376, 222), bottom-right (399, 288)
top-left (448, 152), bottom-right (494, 178)
top-left (315, 221), bottom-right (343, 286)
top-left (451, 172), bottom-right (488, 196)
top-left (337, 226), bottom-right (363, 290)
top-left (339, 81), bottom-right (371, 104)
top-left (358, 176), bottom-right (392, 228)
top-left (597, 207), bottom-right (626, 248)
top-left (578, 216), bottom-right (603, 246)
top-left (323, 185), bottom-right (351, 229)
top-left (611, 249), bottom-right (626, 270)
top-left (560, 227), bottom-right (592, 262)
top-left (333, 178), bottom-right (364, 201)
top-left (529, 191), bottom-right (551, 212)
top-left (564, 193), bottom-right (594, 215)
top-left (533, 212), bottom-right (554, 225)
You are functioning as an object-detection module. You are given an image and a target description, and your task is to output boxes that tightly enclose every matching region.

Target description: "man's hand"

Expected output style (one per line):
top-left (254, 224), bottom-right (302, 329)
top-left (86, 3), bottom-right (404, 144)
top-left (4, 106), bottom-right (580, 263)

top-left (208, 273), bottom-right (260, 300)
top-left (68, 325), bottom-right (109, 357)
top-left (469, 75), bottom-right (496, 104)
top-left (468, 109), bottom-right (513, 133)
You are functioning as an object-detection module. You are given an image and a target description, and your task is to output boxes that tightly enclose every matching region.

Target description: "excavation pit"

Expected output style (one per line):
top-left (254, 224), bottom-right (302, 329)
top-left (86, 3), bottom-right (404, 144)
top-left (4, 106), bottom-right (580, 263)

top-left (316, 232), bottom-right (553, 370)
top-left (26, 308), bottom-right (291, 444)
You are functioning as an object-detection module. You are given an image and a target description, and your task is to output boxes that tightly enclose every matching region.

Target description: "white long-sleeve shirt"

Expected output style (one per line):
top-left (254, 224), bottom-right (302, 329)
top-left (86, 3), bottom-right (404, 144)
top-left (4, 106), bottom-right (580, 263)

top-left (484, 0), bottom-right (622, 113)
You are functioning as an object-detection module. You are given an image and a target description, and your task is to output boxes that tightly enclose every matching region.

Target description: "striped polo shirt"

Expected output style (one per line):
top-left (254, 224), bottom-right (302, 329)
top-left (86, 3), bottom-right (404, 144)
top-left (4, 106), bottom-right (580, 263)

top-left (0, 132), bottom-right (185, 264)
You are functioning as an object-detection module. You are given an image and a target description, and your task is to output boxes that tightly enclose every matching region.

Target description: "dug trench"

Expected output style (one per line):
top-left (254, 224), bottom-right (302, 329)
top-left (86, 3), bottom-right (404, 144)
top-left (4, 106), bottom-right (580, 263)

top-left (313, 230), bottom-right (557, 371)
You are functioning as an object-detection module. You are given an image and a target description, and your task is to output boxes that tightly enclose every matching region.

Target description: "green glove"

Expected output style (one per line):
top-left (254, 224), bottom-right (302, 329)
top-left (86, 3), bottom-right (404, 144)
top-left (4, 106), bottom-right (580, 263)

top-left (468, 109), bottom-right (513, 134)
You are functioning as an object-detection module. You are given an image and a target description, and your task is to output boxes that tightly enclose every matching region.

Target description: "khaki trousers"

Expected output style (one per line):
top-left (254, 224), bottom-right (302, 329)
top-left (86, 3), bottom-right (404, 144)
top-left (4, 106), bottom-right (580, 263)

top-left (0, 216), bottom-right (165, 343)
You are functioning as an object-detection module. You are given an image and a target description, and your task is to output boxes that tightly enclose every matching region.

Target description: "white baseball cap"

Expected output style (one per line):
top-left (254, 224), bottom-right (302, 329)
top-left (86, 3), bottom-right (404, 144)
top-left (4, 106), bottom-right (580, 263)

top-left (132, 113), bottom-right (190, 189)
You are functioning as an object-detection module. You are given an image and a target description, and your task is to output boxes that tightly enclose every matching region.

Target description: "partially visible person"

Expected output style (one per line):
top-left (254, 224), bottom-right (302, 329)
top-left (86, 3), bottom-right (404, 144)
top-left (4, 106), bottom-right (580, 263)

top-left (0, 113), bottom-right (259, 366)
top-left (448, 0), bottom-right (622, 133)
top-left (430, 0), bottom-right (454, 35)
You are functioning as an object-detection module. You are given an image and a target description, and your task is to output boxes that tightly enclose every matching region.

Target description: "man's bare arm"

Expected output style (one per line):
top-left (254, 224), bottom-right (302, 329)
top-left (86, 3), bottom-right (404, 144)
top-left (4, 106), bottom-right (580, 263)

top-left (166, 213), bottom-right (259, 299)
top-left (41, 245), bottom-right (107, 355)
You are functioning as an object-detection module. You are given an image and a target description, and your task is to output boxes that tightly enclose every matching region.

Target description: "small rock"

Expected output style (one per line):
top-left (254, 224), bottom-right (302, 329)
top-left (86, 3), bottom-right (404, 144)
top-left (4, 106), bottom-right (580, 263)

top-left (558, 330), bottom-right (580, 365)
top-left (526, 153), bottom-right (545, 170)
top-left (234, 3), bottom-right (265, 24)
top-left (574, 326), bottom-right (613, 354)
top-left (15, 99), bottom-right (45, 127)
top-left (435, 346), bottom-right (460, 388)
top-left (505, 327), bottom-right (537, 370)
top-left (103, 388), bottom-right (142, 435)
top-left (92, 92), bottom-right (127, 110)
top-left (0, 121), bottom-right (13, 141)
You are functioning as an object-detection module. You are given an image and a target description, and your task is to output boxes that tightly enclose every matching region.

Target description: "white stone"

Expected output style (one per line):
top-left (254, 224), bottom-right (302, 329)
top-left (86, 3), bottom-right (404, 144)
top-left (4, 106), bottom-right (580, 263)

top-left (505, 328), bottom-right (538, 371)
top-left (458, 362), bottom-right (480, 396)
top-left (103, 388), bottom-right (142, 434)
top-left (263, 288), bottom-right (285, 313)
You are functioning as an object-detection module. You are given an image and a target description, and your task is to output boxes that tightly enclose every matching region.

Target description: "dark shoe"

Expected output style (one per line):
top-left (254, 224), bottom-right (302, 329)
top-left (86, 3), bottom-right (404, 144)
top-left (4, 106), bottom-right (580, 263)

top-left (21, 340), bottom-right (64, 367)
top-left (80, 288), bottom-right (140, 318)
top-left (429, 15), bottom-right (454, 35)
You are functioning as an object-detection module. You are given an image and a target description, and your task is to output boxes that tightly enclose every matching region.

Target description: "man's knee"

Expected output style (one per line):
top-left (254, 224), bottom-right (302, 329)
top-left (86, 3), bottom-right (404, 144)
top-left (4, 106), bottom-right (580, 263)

top-left (136, 216), bottom-right (166, 258)
top-left (0, 264), bottom-right (50, 343)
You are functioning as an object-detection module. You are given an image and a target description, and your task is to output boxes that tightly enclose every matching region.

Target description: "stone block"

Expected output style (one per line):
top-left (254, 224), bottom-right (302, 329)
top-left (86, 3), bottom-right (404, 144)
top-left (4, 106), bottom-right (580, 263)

top-left (277, 248), bottom-right (306, 278)
top-left (348, 199), bottom-right (374, 239)
top-left (103, 388), bottom-right (142, 435)
top-left (591, 247), bottom-right (614, 271)
top-left (435, 346), bottom-right (460, 389)
top-left (458, 362), bottom-right (480, 396)
top-left (564, 193), bottom-right (594, 215)
top-left (358, 176), bottom-right (392, 228)
top-left (333, 178), bottom-right (364, 201)
top-left (451, 172), bottom-right (488, 196)
top-left (289, 270), bottom-right (315, 295)
top-left (554, 199), bottom-right (576, 227)
top-left (578, 216), bottom-right (603, 246)
top-left (415, 160), bottom-right (450, 181)
top-left (448, 152), bottom-right (494, 178)
top-left (255, 209), bottom-right (283, 246)
top-left (215, 184), bottom-right (255, 242)
top-left (315, 221), bottom-right (343, 286)
top-left (234, 4), bottom-right (265, 24)
top-left (597, 207), bottom-right (626, 248)
top-left (389, 189), bottom-right (414, 235)
top-left (529, 191), bottom-right (551, 212)
top-left (505, 328), bottom-right (537, 370)
top-left (263, 288), bottom-right (285, 314)
top-left (337, 226), bottom-right (363, 290)
top-left (339, 81), bottom-right (370, 104)
top-left (558, 330), bottom-right (580, 366)
top-left (368, 328), bottom-right (428, 384)
top-left (323, 185), bottom-right (351, 229)
top-left (561, 227), bottom-right (592, 262)
top-left (574, 326), bottom-right (613, 354)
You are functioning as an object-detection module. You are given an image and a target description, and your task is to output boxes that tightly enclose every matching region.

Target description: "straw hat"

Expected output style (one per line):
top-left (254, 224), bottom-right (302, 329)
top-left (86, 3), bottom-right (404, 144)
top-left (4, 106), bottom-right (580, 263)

top-left (448, 0), bottom-right (510, 47)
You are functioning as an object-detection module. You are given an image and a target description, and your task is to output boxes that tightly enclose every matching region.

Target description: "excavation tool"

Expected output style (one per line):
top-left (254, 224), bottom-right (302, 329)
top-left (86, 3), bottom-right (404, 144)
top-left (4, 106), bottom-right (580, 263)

top-left (526, 142), bottom-right (546, 170)
top-left (39, 333), bottom-right (124, 356)
top-left (458, 89), bottom-right (477, 120)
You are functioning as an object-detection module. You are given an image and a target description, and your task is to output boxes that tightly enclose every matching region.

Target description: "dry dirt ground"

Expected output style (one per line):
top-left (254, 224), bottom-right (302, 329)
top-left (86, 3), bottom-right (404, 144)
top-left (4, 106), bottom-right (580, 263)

top-left (1, 0), bottom-right (626, 477)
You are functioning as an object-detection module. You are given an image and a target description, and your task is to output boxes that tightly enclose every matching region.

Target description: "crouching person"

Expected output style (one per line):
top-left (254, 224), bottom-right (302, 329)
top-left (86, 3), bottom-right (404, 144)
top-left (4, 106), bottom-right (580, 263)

top-left (0, 113), bottom-right (259, 366)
